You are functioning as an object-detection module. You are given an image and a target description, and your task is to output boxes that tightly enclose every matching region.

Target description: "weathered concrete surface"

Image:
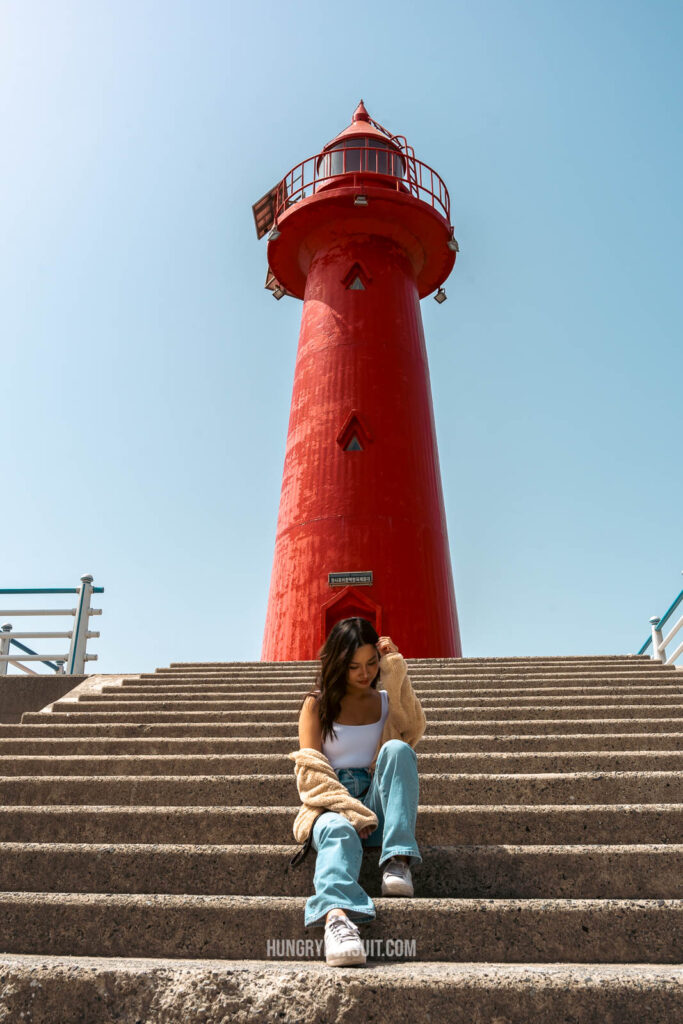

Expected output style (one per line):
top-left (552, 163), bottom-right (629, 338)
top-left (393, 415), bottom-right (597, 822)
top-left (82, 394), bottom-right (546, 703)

top-left (37, 674), bottom-right (136, 712)
top-left (1, 769), bottom-right (680, 806)
top-left (85, 691), bottom-right (683, 706)
top-left (0, 955), bottom-right (681, 1024)
top-left (0, 676), bottom-right (86, 724)
top-left (1, 803), bottom-right (681, 845)
top-left (104, 681), bottom-right (683, 695)
top-left (0, 654), bottom-right (680, 1020)
top-left (0, 731), bottom-right (681, 754)
top-left (16, 713), bottom-right (683, 735)
top-left (1, 842), bottom-right (681, 898)
top-left (2, 750), bottom-right (681, 775)
top-left (40, 701), bottom-right (683, 720)
top-left (0, 893), bottom-right (681, 962)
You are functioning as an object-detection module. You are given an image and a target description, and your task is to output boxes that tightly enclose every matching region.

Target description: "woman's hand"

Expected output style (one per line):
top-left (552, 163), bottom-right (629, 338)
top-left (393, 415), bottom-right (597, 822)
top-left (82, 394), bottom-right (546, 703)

top-left (376, 636), bottom-right (399, 658)
top-left (358, 825), bottom-right (374, 839)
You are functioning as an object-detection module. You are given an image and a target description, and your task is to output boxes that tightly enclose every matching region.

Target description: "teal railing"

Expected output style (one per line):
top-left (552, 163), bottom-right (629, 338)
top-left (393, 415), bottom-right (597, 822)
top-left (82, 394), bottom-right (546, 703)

top-left (0, 575), bottom-right (103, 675)
top-left (637, 578), bottom-right (683, 666)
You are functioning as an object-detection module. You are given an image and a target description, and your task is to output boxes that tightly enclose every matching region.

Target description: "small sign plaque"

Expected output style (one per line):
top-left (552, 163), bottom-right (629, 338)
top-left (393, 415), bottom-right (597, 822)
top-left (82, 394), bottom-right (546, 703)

top-left (328, 571), bottom-right (373, 587)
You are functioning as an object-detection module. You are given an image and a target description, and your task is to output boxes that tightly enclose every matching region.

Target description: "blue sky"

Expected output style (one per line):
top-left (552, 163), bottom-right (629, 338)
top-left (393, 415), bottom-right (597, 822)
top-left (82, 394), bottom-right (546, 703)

top-left (1, 0), bottom-right (681, 673)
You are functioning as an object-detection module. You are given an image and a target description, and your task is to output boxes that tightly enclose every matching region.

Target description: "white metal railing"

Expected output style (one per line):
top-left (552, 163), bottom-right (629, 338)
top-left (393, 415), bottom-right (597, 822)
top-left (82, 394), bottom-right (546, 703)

top-left (637, 573), bottom-right (683, 667)
top-left (0, 574), bottom-right (103, 676)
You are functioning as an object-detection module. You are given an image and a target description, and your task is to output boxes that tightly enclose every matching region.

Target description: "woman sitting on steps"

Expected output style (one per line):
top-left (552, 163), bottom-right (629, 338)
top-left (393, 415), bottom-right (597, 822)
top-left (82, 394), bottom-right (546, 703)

top-left (290, 617), bottom-right (426, 967)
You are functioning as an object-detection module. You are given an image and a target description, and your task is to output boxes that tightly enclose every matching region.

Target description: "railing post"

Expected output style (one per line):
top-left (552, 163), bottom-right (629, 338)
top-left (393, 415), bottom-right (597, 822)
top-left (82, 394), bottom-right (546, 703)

top-left (649, 616), bottom-right (666, 662)
top-left (66, 574), bottom-right (94, 674)
top-left (0, 623), bottom-right (11, 677)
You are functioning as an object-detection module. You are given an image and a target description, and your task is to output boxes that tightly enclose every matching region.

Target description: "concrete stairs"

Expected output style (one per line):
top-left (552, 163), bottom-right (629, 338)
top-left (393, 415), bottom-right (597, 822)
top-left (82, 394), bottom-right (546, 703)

top-left (0, 655), bottom-right (681, 1022)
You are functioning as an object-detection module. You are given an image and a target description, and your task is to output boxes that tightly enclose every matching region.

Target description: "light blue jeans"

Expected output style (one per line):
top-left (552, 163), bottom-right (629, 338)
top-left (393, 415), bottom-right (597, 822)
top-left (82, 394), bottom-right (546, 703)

top-left (304, 739), bottom-right (421, 928)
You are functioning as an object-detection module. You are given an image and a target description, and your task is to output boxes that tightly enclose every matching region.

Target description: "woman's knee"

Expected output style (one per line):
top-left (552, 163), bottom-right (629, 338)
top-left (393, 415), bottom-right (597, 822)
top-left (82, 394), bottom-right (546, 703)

top-left (314, 812), bottom-right (361, 848)
top-left (377, 739), bottom-right (417, 764)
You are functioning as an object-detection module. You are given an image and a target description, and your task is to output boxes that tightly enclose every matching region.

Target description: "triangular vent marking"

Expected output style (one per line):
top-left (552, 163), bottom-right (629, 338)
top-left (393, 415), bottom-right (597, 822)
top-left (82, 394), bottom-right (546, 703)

top-left (337, 410), bottom-right (373, 452)
top-left (342, 263), bottom-right (371, 290)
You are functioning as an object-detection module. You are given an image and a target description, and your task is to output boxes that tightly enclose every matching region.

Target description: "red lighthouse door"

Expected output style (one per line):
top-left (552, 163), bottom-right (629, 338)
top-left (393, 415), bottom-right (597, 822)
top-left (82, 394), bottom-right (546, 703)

top-left (320, 587), bottom-right (382, 649)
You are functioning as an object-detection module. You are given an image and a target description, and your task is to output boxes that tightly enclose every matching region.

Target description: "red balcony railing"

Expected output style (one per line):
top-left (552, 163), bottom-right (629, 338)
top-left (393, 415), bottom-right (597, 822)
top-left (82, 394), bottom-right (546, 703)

top-left (273, 143), bottom-right (451, 225)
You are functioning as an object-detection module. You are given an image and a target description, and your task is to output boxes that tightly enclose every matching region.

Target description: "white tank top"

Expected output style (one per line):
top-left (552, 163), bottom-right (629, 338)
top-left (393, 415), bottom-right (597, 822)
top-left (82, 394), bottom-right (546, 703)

top-left (322, 690), bottom-right (389, 769)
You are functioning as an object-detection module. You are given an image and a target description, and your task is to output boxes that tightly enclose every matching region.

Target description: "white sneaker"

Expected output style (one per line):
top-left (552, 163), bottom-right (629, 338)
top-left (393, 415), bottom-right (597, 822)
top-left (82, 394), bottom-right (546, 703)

top-left (381, 857), bottom-right (414, 896)
top-left (324, 913), bottom-right (367, 967)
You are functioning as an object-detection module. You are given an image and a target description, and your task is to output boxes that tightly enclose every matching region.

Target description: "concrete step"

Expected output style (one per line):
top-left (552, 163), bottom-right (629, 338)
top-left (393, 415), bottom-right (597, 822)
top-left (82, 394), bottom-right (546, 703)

top-left (142, 670), bottom-right (680, 686)
top-left (169, 653), bottom-right (649, 659)
top-left (0, 892), bottom-right (680, 962)
top-left (112, 681), bottom-right (683, 695)
top-left (18, 715), bottom-right (683, 735)
top-left (1, 842), bottom-right (681, 899)
top-left (1, 751), bottom-right (681, 777)
top-left (163, 655), bottom-right (650, 665)
top-left (8, 720), bottom-right (303, 737)
top-left (144, 662), bottom-right (678, 673)
top-left (159, 663), bottom-right (669, 672)
top-left (152, 660), bottom-right (666, 668)
top-left (2, 803), bottom-right (680, 845)
top-left (0, 771), bottom-right (680, 806)
top-left (391, 660), bottom-right (668, 668)
top-left (1, 954), bottom-right (680, 1024)
top-left (87, 690), bottom-right (683, 706)
top-left (1, 732), bottom-right (681, 756)
top-left (163, 656), bottom-right (659, 669)
top-left (42, 703), bottom-right (683, 722)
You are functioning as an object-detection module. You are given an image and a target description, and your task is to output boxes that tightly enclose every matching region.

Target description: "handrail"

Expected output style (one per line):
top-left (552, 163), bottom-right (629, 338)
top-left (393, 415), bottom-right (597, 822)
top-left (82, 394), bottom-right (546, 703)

top-left (4, 636), bottom-right (62, 674)
top-left (0, 587), bottom-right (104, 595)
top-left (273, 144), bottom-right (451, 226)
top-left (637, 576), bottom-right (683, 666)
top-left (0, 574), bottom-right (103, 676)
top-left (638, 589), bottom-right (683, 652)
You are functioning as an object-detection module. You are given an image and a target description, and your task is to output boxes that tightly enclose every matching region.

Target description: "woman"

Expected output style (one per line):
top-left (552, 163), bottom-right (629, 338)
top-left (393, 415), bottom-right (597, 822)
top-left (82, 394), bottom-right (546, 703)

top-left (290, 617), bottom-right (426, 967)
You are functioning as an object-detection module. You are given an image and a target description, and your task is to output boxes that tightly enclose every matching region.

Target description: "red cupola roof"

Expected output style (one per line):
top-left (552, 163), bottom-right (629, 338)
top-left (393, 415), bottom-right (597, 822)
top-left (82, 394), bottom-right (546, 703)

top-left (324, 100), bottom-right (400, 150)
top-left (351, 99), bottom-right (370, 123)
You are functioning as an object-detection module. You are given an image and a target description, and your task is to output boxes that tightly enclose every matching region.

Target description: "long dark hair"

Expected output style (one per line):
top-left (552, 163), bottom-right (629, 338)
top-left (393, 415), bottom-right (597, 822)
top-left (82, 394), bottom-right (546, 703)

top-left (299, 618), bottom-right (380, 743)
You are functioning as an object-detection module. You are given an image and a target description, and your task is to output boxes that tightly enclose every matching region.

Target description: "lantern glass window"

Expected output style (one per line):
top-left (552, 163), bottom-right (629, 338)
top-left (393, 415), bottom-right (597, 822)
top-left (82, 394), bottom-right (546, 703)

top-left (318, 140), bottom-right (405, 181)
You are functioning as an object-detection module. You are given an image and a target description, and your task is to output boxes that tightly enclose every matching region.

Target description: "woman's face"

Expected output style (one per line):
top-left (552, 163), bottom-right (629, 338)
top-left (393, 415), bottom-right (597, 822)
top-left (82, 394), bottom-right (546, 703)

top-left (345, 643), bottom-right (379, 691)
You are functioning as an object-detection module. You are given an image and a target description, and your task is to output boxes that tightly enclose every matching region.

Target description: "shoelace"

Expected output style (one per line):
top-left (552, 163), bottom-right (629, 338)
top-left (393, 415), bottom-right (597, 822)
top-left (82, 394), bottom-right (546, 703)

top-left (326, 917), bottom-right (360, 942)
top-left (384, 859), bottom-right (409, 878)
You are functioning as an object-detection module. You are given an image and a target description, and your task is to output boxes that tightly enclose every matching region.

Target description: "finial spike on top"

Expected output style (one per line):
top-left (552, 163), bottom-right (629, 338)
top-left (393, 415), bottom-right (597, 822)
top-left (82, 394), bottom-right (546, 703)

top-left (352, 99), bottom-right (370, 123)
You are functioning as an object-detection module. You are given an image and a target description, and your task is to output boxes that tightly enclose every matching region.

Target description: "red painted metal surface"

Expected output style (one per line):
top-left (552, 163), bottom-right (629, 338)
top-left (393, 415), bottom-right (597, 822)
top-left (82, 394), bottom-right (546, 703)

top-left (261, 105), bottom-right (462, 660)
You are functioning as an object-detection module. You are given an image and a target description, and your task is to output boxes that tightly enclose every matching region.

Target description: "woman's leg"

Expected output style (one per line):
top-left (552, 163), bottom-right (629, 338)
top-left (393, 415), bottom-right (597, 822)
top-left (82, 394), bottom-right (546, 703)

top-left (303, 811), bottom-right (376, 928)
top-left (361, 739), bottom-right (421, 868)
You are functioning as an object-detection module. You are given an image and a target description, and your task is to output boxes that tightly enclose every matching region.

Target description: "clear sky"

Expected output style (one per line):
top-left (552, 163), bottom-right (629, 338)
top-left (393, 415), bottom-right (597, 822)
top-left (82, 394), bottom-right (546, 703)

top-left (1, 0), bottom-right (681, 673)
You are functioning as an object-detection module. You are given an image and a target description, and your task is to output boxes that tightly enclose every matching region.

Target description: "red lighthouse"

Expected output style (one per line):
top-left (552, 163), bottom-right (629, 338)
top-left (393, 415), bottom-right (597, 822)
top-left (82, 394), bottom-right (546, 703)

top-left (253, 102), bottom-right (462, 661)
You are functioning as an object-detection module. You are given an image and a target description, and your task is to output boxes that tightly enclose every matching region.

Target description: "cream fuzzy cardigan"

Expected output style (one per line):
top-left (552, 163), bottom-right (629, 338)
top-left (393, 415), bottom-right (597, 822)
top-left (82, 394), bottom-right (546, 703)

top-left (288, 652), bottom-right (426, 845)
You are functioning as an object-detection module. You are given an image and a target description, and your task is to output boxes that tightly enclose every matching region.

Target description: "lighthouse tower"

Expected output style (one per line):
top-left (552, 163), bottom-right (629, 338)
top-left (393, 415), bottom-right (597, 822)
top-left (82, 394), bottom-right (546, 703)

top-left (253, 102), bottom-right (462, 661)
